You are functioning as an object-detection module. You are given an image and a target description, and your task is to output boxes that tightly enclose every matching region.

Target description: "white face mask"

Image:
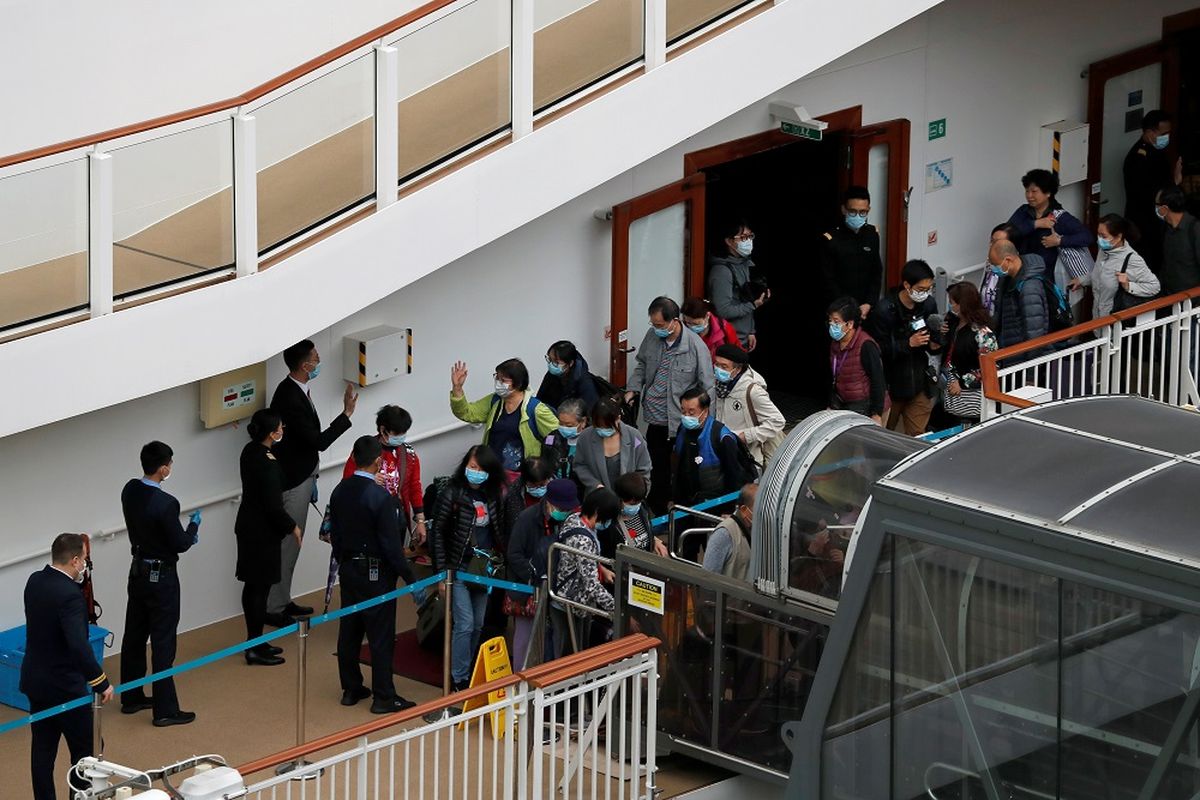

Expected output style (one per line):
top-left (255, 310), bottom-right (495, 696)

top-left (909, 288), bottom-right (931, 303)
top-left (74, 563), bottom-right (87, 584)
top-left (494, 380), bottom-right (513, 398)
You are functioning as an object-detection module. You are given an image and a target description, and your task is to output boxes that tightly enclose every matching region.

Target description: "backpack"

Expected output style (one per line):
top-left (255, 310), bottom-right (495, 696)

top-left (589, 372), bottom-right (624, 407)
top-left (1018, 274), bottom-right (1073, 333)
top-left (709, 421), bottom-right (760, 485)
top-left (422, 475), bottom-right (453, 542)
top-left (489, 394), bottom-right (544, 439)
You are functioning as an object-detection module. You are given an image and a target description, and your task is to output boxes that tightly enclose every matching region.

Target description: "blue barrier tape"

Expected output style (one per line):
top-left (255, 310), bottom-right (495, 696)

top-left (456, 571), bottom-right (535, 595)
top-left (649, 490), bottom-right (740, 530)
top-left (919, 424), bottom-right (965, 442)
top-left (0, 570), bottom-right (450, 735)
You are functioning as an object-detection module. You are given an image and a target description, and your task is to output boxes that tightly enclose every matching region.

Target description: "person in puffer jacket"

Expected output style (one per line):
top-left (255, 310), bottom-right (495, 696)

top-left (989, 239), bottom-right (1050, 354)
top-left (550, 489), bottom-right (619, 656)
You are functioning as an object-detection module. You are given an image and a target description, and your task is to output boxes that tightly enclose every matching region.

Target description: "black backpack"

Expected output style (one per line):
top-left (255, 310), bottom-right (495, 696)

top-left (1018, 274), bottom-right (1073, 333)
top-left (709, 421), bottom-right (760, 486)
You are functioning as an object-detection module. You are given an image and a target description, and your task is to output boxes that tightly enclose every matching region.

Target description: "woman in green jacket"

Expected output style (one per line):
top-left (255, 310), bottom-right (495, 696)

top-left (450, 358), bottom-right (559, 480)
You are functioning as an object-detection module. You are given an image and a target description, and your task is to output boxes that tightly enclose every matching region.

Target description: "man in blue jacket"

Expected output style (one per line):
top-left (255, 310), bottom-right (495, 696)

top-left (23, 534), bottom-right (114, 799)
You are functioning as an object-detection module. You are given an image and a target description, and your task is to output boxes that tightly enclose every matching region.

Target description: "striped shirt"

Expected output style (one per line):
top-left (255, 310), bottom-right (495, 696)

top-left (642, 339), bottom-right (678, 425)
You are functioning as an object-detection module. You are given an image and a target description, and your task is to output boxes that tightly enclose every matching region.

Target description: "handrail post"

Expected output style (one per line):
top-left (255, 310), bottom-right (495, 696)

top-left (92, 693), bottom-right (104, 758)
top-left (443, 569), bottom-right (454, 696)
top-left (87, 151), bottom-right (113, 317)
top-left (296, 617), bottom-right (309, 748)
top-left (232, 114), bottom-right (258, 277)
top-left (511, 0), bottom-right (534, 138)
top-left (374, 45), bottom-right (399, 210)
top-left (644, 0), bottom-right (667, 71)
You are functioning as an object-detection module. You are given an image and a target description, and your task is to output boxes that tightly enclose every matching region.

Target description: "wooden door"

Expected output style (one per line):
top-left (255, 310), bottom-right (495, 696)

top-left (849, 118), bottom-right (911, 290)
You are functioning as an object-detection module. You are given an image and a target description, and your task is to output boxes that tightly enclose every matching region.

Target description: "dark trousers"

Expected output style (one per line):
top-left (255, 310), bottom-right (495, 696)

top-left (241, 581), bottom-right (271, 650)
top-left (29, 694), bottom-right (92, 800)
top-left (336, 562), bottom-right (397, 700)
top-left (645, 423), bottom-right (673, 515)
top-left (119, 565), bottom-right (181, 716)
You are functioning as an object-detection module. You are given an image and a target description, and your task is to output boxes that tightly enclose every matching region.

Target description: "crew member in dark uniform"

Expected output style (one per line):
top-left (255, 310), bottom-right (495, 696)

top-left (118, 441), bottom-right (199, 726)
top-left (330, 436), bottom-right (416, 713)
top-left (22, 533), bottom-right (113, 800)
top-left (820, 185), bottom-right (884, 318)
top-left (1125, 110), bottom-right (1181, 271)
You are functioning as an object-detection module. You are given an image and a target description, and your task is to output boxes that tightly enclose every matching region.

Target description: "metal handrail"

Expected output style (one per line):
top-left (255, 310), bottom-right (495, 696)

top-left (667, 503), bottom-right (727, 555)
top-left (547, 540), bottom-right (615, 621)
top-left (673, 526), bottom-right (717, 561)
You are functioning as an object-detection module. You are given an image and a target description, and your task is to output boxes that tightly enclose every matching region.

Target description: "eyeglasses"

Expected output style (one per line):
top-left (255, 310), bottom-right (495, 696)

top-left (731, 232), bottom-right (755, 242)
top-left (845, 209), bottom-right (870, 218)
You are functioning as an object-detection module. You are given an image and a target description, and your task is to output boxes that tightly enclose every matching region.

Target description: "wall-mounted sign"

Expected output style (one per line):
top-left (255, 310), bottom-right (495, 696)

top-left (627, 572), bottom-right (665, 615)
top-left (781, 121), bottom-right (823, 141)
top-left (928, 118), bottom-right (947, 140)
top-left (925, 158), bottom-right (953, 193)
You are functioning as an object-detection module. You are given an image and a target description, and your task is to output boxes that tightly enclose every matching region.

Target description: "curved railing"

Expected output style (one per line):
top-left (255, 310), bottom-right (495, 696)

top-left (0, 0), bottom-right (769, 338)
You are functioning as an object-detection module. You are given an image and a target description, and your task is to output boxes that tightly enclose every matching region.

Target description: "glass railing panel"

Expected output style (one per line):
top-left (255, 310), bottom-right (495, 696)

top-left (256, 53), bottom-right (375, 253)
top-left (395, 0), bottom-right (511, 180)
top-left (110, 120), bottom-right (234, 299)
top-left (534, 0), bottom-right (644, 113)
top-left (667, 0), bottom-right (753, 43)
top-left (0, 158), bottom-right (89, 329)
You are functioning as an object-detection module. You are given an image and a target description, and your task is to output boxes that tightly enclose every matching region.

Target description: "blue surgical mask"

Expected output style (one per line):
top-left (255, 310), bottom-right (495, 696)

top-left (307, 364), bottom-right (322, 380)
top-left (595, 427), bottom-right (616, 438)
top-left (846, 213), bottom-right (867, 231)
top-left (558, 425), bottom-right (579, 439)
top-left (549, 508), bottom-right (570, 522)
top-left (1097, 236), bottom-right (1115, 252)
top-left (465, 467), bottom-right (488, 486)
top-left (494, 380), bottom-right (512, 397)
top-left (989, 262), bottom-right (1007, 276)
top-left (687, 323), bottom-right (706, 334)
top-left (596, 519), bottom-right (612, 531)
top-left (386, 434), bottom-right (406, 447)
top-left (714, 366), bottom-right (733, 382)
top-left (680, 415), bottom-right (702, 431)
top-left (735, 239), bottom-right (753, 258)
top-left (546, 361), bottom-right (565, 376)
top-left (829, 322), bottom-right (846, 341)
top-left (1155, 133), bottom-right (1170, 150)
top-left (622, 503), bottom-right (641, 517)
top-left (527, 484), bottom-right (547, 498)
top-left (652, 324), bottom-right (672, 339)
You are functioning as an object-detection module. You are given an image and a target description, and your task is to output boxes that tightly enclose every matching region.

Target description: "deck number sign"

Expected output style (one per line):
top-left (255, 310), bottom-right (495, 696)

top-left (628, 572), bottom-right (665, 615)
top-left (928, 118), bottom-right (947, 140)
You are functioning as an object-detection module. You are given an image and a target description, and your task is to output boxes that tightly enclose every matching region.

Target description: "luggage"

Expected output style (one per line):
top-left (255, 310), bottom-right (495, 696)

top-left (415, 592), bottom-right (444, 651)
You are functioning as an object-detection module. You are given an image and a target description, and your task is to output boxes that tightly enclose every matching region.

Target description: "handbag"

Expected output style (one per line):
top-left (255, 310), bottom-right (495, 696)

top-left (1051, 209), bottom-right (1094, 280)
top-left (503, 590), bottom-right (538, 617)
top-left (1111, 253), bottom-right (1154, 313)
top-left (940, 325), bottom-right (983, 419)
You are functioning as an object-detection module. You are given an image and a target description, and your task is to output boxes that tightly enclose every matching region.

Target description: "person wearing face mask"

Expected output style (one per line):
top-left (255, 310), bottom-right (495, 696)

top-left (23, 533), bottom-right (114, 800)
top-left (613, 473), bottom-right (668, 556)
top-left (708, 220), bottom-right (768, 351)
top-left (1154, 186), bottom-right (1200, 296)
top-left (981, 224), bottom-right (1021, 316)
top-left (681, 297), bottom-right (740, 361)
top-left (865, 260), bottom-right (941, 436)
top-left (1007, 169), bottom-right (1091, 281)
top-left (502, 457), bottom-right (554, 559)
top-left (821, 186), bottom-right (883, 319)
top-left (1070, 214), bottom-right (1159, 320)
top-left (450, 358), bottom-right (559, 482)
top-left (1125, 110), bottom-right (1182, 271)
top-left (267, 339), bottom-right (358, 627)
top-left (988, 239), bottom-right (1051, 354)
top-left (551, 488), bottom-right (620, 655)
top-left (574, 398), bottom-right (652, 495)
top-left (118, 441), bottom-right (199, 726)
top-left (536, 341), bottom-right (599, 412)
top-left (236, 409), bottom-right (303, 667)
top-left (540, 397), bottom-right (587, 489)
top-left (940, 282), bottom-right (998, 423)
top-left (701, 484), bottom-right (757, 581)
top-left (431, 445), bottom-right (506, 691)
top-left (711, 343), bottom-right (785, 469)
top-left (624, 296), bottom-right (716, 514)
top-left (826, 298), bottom-right (887, 425)
top-left (505, 478), bottom-right (579, 666)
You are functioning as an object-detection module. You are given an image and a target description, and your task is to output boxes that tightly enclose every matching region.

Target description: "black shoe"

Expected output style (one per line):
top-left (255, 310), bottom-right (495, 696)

top-left (264, 644), bottom-right (284, 656)
top-left (370, 696), bottom-right (417, 714)
top-left (245, 649), bottom-right (285, 666)
top-left (340, 687), bottom-right (372, 706)
top-left (152, 710), bottom-right (196, 727)
top-left (451, 680), bottom-right (470, 693)
top-left (263, 612), bottom-right (296, 628)
top-left (120, 700), bottom-right (153, 715)
top-left (285, 602), bottom-right (314, 616)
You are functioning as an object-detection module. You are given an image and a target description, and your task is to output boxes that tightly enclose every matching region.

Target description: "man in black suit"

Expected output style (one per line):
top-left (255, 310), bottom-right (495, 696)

top-left (22, 533), bottom-right (114, 800)
top-left (267, 339), bottom-right (357, 626)
top-left (118, 441), bottom-right (199, 726)
top-left (330, 436), bottom-right (415, 713)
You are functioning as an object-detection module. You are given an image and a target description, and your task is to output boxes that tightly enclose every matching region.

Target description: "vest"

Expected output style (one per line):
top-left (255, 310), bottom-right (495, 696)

top-left (831, 328), bottom-right (877, 406)
top-left (675, 414), bottom-right (732, 500)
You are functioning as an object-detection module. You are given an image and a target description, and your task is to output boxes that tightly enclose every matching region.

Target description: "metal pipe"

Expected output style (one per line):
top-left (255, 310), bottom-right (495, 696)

top-left (296, 617), bottom-right (309, 747)
top-left (443, 570), bottom-right (454, 696)
top-left (92, 693), bottom-right (103, 758)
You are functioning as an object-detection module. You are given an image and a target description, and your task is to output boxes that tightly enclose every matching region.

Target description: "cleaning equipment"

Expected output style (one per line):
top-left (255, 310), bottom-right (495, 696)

top-left (68, 756), bottom-right (241, 799)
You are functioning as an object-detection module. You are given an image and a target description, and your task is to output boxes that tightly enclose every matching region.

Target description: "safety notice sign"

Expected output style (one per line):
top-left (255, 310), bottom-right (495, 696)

top-left (628, 572), bottom-right (665, 615)
top-left (222, 380), bottom-right (256, 410)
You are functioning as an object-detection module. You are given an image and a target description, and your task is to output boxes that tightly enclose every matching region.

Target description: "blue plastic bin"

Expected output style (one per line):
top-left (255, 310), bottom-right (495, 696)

top-left (0, 624), bottom-right (110, 712)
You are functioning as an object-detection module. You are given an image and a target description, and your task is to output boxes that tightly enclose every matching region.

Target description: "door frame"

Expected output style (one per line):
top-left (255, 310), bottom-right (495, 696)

top-left (609, 174), bottom-right (707, 384)
top-left (850, 118), bottom-right (911, 289)
top-left (682, 105), bottom-right (864, 174)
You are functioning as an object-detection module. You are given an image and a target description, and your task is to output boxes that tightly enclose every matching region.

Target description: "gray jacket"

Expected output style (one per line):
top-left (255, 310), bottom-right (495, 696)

top-left (1083, 244), bottom-right (1160, 319)
top-left (573, 424), bottom-right (652, 493)
top-left (628, 326), bottom-right (715, 436)
top-left (708, 254), bottom-right (756, 341)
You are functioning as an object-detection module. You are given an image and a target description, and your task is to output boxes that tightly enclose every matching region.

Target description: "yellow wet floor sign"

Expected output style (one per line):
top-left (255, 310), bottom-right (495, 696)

top-left (460, 636), bottom-right (513, 738)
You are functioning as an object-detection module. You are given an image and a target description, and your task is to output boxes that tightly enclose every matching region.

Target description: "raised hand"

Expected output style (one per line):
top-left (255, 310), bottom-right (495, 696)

top-left (450, 361), bottom-right (469, 396)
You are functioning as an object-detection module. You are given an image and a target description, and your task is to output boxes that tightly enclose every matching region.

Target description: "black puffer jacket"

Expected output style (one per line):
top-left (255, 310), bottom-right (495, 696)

top-left (430, 483), bottom-right (502, 571)
top-left (995, 255), bottom-right (1049, 351)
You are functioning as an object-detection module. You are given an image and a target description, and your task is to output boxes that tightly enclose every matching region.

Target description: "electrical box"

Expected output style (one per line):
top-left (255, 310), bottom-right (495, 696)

top-left (342, 325), bottom-right (412, 387)
top-left (199, 363), bottom-right (267, 429)
top-left (1039, 120), bottom-right (1089, 186)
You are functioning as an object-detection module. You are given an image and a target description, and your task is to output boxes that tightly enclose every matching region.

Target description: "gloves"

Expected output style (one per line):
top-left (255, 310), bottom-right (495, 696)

top-left (190, 510), bottom-right (202, 526)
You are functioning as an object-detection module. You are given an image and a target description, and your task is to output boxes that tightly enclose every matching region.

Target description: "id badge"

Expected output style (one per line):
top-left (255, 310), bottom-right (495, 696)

top-left (369, 558), bottom-right (380, 582)
top-left (149, 565), bottom-right (160, 583)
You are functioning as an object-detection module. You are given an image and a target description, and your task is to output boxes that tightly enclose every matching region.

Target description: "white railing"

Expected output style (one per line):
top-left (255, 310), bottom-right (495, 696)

top-left (982, 293), bottom-right (1200, 419)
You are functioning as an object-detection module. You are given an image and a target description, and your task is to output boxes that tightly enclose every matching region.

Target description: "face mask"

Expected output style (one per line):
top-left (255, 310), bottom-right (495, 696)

top-left (596, 519), bottom-right (612, 531)
top-left (465, 467), bottom-right (488, 486)
top-left (845, 213), bottom-right (867, 231)
top-left (829, 322), bottom-right (846, 341)
top-left (271, 431), bottom-right (284, 444)
top-left (74, 564), bottom-right (87, 584)
top-left (160, 472), bottom-right (170, 483)
top-left (595, 427), bottom-right (616, 439)
top-left (989, 262), bottom-right (1007, 276)
top-left (1097, 237), bottom-right (1115, 252)
top-left (547, 361), bottom-right (565, 376)
top-left (307, 364), bottom-right (321, 380)
top-left (1156, 205), bottom-right (1167, 221)
top-left (622, 503), bottom-right (642, 517)
top-left (680, 415), bottom-right (702, 431)
top-left (494, 380), bottom-right (512, 397)
top-left (558, 425), bottom-right (579, 439)
top-left (909, 288), bottom-right (931, 303)
top-left (385, 434), bottom-right (406, 447)
top-left (687, 323), bottom-right (706, 334)
top-left (714, 366), bottom-right (733, 382)
top-left (652, 324), bottom-right (672, 339)
top-left (549, 508), bottom-right (570, 522)
top-left (527, 484), bottom-right (547, 498)
top-left (1155, 133), bottom-right (1170, 150)
top-left (735, 239), bottom-right (753, 257)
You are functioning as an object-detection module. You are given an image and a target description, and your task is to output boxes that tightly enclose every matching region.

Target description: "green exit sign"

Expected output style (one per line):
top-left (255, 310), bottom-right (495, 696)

top-left (929, 118), bottom-right (947, 140)
top-left (781, 121), bottom-right (823, 141)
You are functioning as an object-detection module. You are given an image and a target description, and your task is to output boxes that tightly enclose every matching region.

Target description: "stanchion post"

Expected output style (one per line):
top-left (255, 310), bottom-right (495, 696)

top-left (92, 693), bottom-right (103, 758)
top-left (443, 569), bottom-right (454, 696)
top-left (296, 617), bottom-right (309, 747)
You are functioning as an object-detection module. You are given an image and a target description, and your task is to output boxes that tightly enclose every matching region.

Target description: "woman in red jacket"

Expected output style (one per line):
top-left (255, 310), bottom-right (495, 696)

top-left (681, 297), bottom-right (739, 361)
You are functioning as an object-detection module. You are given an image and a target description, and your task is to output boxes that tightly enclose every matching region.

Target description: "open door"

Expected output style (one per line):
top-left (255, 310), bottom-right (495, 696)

top-left (850, 118), bottom-right (911, 290)
top-left (609, 176), bottom-right (706, 385)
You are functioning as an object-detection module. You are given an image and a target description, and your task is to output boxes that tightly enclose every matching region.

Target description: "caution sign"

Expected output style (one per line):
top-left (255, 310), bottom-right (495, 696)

top-left (627, 572), bottom-right (665, 616)
top-left (460, 636), bottom-right (513, 738)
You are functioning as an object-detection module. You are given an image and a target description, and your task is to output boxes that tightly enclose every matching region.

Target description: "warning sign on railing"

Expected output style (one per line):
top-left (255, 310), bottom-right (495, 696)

top-left (627, 573), bottom-right (665, 615)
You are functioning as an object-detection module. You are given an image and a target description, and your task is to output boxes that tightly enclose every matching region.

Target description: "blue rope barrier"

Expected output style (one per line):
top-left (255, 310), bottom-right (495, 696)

top-left (0, 570), bottom-right (450, 735)
top-left (456, 571), bottom-right (535, 595)
top-left (649, 490), bottom-right (740, 530)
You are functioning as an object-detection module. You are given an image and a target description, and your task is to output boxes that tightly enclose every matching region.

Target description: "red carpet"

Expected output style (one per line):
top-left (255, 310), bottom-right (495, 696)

top-left (358, 629), bottom-right (443, 687)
